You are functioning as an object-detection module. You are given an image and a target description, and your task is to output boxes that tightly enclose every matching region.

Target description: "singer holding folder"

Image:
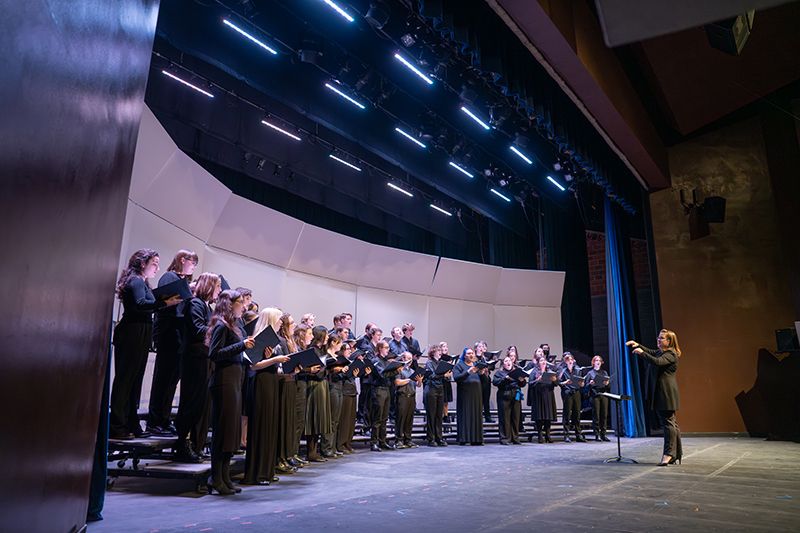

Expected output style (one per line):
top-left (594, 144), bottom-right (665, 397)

top-left (627, 329), bottom-right (683, 466)
top-left (206, 289), bottom-right (255, 495)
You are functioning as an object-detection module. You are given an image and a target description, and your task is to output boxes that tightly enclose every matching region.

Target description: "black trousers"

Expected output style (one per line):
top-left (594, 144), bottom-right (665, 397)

top-left (148, 340), bottom-right (180, 429)
top-left (480, 373), bottom-right (492, 418)
top-left (499, 394), bottom-right (521, 443)
top-left (293, 380), bottom-right (307, 456)
top-left (321, 383), bottom-right (343, 454)
top-left (175, 352), bottom-right (210, 444)
top-left (110, 322), bottom-right (152, 435)
top-left (592, 395), bottom-right (609, 435)
top-left (423, 386), bottom-right (444, 443)
top-left (369, 386), bottom-right (390, 445)
top-left (357, 380), bottom-right (371, 424)
top-left (389, 383), bottom-right (397, 420)
top-left (658, 410), bottom-right (682, 458)
top-left (396, 393), bottom-right (416, 444)
top-left (562, 391), bottom-right (582, 433)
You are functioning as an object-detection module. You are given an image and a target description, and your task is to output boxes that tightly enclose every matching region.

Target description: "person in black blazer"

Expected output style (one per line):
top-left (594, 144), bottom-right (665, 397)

top-left (206, 290), bottom-right (255, 495)
top-left (174, 272), bottom-right (220, 462)
top-left (628, 329), bottom-right (683, 466)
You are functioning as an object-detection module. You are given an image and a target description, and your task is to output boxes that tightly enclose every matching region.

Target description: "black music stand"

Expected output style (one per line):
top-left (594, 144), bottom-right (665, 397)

top-left (601, 392), bottom-right (638, 464)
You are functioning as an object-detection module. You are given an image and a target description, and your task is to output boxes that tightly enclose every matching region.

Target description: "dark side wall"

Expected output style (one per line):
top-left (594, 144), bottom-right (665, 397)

top-left (649, 114), bottom-right (796, 432)
top-left (0, 1), bottom-right (159, 531)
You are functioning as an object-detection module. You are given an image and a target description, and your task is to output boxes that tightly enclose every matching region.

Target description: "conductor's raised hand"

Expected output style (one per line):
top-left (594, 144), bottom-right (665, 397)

top-left (625, 340), bottom-right (639, 348)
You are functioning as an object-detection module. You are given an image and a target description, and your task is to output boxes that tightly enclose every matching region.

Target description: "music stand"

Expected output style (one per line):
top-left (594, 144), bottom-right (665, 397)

top-left (601, 392), bottom-right (638, 464)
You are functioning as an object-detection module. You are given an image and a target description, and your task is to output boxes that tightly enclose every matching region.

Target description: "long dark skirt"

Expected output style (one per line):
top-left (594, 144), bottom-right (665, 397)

top-left (305, 380), bottom-right (332, 436)
top-left (277, 375), bottom-right (297, 461)
top-left (293, 380), bottom-right (307, 455)
top-left (456, 381), bottom-right (483, 444)
top-left (529, 384), bottom-right (557, 422)
top-left (210, 363), bottom-right (243, 456)
top-left (243, 372), bottom-right (279, 483)
top-left (337, 394), bottom-right (357, 450)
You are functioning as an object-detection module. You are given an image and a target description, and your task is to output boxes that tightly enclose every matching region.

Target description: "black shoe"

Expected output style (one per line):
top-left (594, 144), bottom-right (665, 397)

top-left (499, 440), bottom-right (509, 445)
top-left (321, 451), bottom-right (336, 459)
top-left (207, 480), bottom-right (234, 495)
top-left (395, 443), bottom-right (407, 449)
top-left (132, 428), bottom-right (151, 438)
top-left (563, 436), bottom-right (572, 443)
top-left (427, 441), bottom-right (438, 447)
top-left (511, 440), bottom-right (522, 445)
top-left (471, 442), bottom-right (484, 446)
top-left (405, 442), bottom-right (419, 449)
top-left (174, 443), bottom-right (202, 464)
top-left (594, 434), bottom-right (601, 441)
top-left (668, 456), bottom-right (681, 465)
top-left (537, 436), bottom-right (544, 443)
top-left (576, 435), bottom-right (587, 443)
top-left (436, 440), bottom-right (448, 447)
top-left (292, 455), bottom-right (309, 465)
top-left (109, 430), bottom-right (135, 441)
top-left (380, 443), bottom-right (396, 451)
top-left (601, 435), bottom-right (611, 442)
top-left (370, 444), bottom-right (382, 452)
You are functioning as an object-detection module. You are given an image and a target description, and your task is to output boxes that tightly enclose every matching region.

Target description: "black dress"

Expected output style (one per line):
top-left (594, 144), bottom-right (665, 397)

top-left (274, 338), bottom-right (297, 462)
top-left (208, 322), bottom-right (247, 456)
top-left (527, 368), bottom-right (557, 422)
top-left (453, 360), bottom-right (483, 444)
top-left (110, 277), bottom-right (165, 437)
top-left (243, 344), bottom-right (280, 484)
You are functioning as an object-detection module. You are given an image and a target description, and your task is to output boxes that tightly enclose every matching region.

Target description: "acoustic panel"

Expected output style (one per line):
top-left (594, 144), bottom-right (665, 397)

top-left (428, 297), bottom-right (496, 355)
top-left (358, 244), bottom-right (439, 295)
top-left (494, 268), bottom-right (565, 307)
top-left (429, 258), bottom-right (502, 304)
top-left (281, 270), bottom-right (357, 329)
top-left (140, 150), bottom-right (231, 241)
top-left (208, 195), bottom-right (304, 269)
top-left (201, 246), bottom-right (287, 307)
top-left (128, 107), bottom-right (178, 202)
top-left (288, 224), bottom-right (370, 286)
top-left (493, 305), bottom-right (563, 362)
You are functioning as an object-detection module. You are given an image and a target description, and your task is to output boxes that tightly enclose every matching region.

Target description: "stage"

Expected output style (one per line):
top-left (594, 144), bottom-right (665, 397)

top-left (89, 437), bottom-right (799, 532)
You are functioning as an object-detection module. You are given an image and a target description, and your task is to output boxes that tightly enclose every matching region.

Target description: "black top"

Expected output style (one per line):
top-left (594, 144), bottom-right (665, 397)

top-left (639, 346), bottom-right (680, 411)
top-left (153, 272), bottom-right (184, 339)
top-left (492, 368), bottom-right (523, 393)
top-left (208, 322), bottom-right (247, 368)
top-left (584, 368), bottom-right (610, 397)
top-left (119, 276), bottom-right (165, 324)
top-left (366, 352), bottom-right (395, 387)
top-left (298, 347), bottom-right (328, 382)
top-left (558, 365), bottom-right (583, 395)
top-left (395, 366), bottom-right (418, 397)
top-left (423, 359), bottom-right (445, 389)
top-left (182, 297), bottom-right (212, 356)
top-left (453, 360), bottom-right (481, 385)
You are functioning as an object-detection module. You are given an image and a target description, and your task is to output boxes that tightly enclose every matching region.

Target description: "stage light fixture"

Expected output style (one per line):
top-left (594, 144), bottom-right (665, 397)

top-left (547, 175), bottom-right (566, 191)
top-left (322, 0), bottom-right (354, 22)
top-left (400, 33), bottom-right (416, 47)
top-left (394, 127), bottom-right (427, 148)
top-left (387, 182), bottom-right (414, 197)
top-left (553, 161), bottom-right (562, 171)
top-left (460, 106), bottom-right (490, 130)
top-left (324, 82), bottom-right (366, 109)
top-left (509, 145), bottom-right (533, 165)
top-left (393, 53), bottom-right (434, 85)
top-left (490, 188), bottom-right (512, 202)
top-left (430, 204), bottom-right (453, 216)
top-left (222, 19), bottom-right (278, 54)
top-left (261, 120), bottom-right (301, 141)
top-left (448, 161), bottom-right (474, 178)
top-left (161, 71), bottom-right (214, 98)
top-left (329, 154), bottom-right (362, 171)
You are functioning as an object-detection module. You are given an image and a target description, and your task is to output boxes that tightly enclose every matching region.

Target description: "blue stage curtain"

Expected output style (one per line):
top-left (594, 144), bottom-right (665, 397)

top-left (604, 198), bottom-right (647, 437)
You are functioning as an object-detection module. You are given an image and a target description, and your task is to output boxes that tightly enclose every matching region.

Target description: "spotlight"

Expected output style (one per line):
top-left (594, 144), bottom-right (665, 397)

top-left (490, 188), bottom-right (512, 202)
top-left (564, 173), bottom-right (573, 182)
top-left (448, 161), bottom-right (474, 178)
top-left (394, 127), bottom-right (427, 148)
top-left (509, 145), bottom-right (533, 165)
top-left (322, 0), bottom-right (354, 22)
top-left (393, 53), bottom-right (434, 85)
top-left (387, 182), bottom-right (413, 197)
top-left (430, 204), bottom-right (453, 216)
top-left (329, 154), bottom-right (362, 171)
top-left (261, 120), bottom-right (301, 141)
top-left (400, 33), bottom-right (416, 47)
top-left (324, 82), bottom-right (366, 109)
top-left (460, 106), bottom-right (490, 130)
top-left (257, 158), bottom-right (266, 170)
top-left (222, 19), bottom-right (278, 55)
top-left (553, 162), bottom-right (562, 171)
top-left (161, 70), bottom-right (214, 98)
top-left (547, 175), bottom-right (566, 192)
top-left (498, 178), bottom-right (509, 187)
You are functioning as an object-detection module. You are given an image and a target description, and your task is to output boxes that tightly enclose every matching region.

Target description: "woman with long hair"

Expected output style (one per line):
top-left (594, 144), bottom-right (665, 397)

top-left (291, 324), bottom-right (313, 466)
top-left (321, 334), bottom-right (347, 458)
top-left (174, 272), bottom-right (220, 462)
top-left (274, 313), bottom-right (300, 472)
top-left (110, 249), bottom-right (181, 440)
top-left (453, 347), bottom-right (485, 446)
top-left (148, 249), bottom-right (198, 436)
top-left (584, 355), bottom-right (611, 442)
top-left (206, 290), bottom-right (255, 495)
top-left (439, 341), bottom-right (454, 429)
top-left (493, 355), bottom-right (526, 445)
top-left (242, 308), bottom-right (290, 486)
top-left (628, 330), bottom-right (683, 466)
top-left (527, 356), bottom-right (558, 443)
top-left (303, 326), bottom-right (332, 462)
top-left (336, 341), bottom-right (364, 454)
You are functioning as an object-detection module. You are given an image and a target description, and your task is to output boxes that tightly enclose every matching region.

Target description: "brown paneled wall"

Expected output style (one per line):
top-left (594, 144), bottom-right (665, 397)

top-left (649, 116), bottom-right (795, 432)
top-left (0, 1), bottom-right (159, 531)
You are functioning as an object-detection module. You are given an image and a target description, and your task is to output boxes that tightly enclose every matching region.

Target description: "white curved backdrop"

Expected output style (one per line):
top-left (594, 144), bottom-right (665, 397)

top-left (118, 107), bottom-right (566, 409)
